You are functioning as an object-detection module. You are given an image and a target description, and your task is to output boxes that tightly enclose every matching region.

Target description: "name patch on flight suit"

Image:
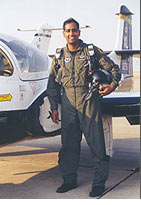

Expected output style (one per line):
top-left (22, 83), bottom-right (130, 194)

top-left (65, 56), bottom-right (71, 63)
top-left (76, 56), bottom-right (85, 60)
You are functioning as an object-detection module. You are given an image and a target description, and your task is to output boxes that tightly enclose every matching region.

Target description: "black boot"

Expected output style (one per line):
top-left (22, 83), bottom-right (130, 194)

top-left (56, 182), bottom-right (77, 193)
top-left (89, 185), bottom-right (105, 197)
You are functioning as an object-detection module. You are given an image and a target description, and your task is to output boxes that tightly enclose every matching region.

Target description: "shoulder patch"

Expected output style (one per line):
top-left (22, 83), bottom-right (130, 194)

top-left (98, 48), bottom-right (104, 54)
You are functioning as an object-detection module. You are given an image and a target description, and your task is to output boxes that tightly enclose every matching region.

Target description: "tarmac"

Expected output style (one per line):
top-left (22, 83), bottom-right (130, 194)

top-left (0, 117), bottom-right (140, 200)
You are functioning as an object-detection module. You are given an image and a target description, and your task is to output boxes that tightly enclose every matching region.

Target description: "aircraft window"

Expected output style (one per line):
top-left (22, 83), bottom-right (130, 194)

top-left (5, 40), bottom-right (48, 73)
top-left (27, 47), bottom-right (48, 72)
top-left (7, 40), bottom-right (29, 73)
top-left (0, 35), bottom-right (48, 73)
top-left (0, 49), bottom-right (13, 77)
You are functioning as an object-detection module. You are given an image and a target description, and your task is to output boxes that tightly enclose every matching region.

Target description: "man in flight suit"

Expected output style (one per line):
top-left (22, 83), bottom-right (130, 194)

top-left (47, 18), bottom-right (121, 197)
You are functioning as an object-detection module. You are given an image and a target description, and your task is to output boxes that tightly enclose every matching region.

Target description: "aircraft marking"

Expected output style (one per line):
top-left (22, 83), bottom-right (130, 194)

top-left (0, 94), bottom-right (12, 102)
top-left (119, 14), bottom-right (131, 24)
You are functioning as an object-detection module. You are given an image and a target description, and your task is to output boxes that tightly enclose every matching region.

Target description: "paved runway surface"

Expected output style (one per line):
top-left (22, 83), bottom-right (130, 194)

top-left (0, 117), bottom-right (140, 199)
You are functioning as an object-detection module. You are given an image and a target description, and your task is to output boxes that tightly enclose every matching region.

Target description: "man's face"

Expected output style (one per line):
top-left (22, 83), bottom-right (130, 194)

top-left (63, 22), bottom-right (80, 45)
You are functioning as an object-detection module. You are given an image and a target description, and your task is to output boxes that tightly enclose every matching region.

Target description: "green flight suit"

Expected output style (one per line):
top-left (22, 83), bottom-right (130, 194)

top-left (47, 40), bottom-right (121, 186)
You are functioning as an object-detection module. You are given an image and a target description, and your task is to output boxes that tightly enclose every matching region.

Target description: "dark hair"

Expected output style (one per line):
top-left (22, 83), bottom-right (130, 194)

top-left (63, 17), bottom-right (79, 31)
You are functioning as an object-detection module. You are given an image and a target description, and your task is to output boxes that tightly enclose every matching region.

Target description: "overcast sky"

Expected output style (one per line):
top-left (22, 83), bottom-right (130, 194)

top-left (0, 0), bottom-right (140, 55)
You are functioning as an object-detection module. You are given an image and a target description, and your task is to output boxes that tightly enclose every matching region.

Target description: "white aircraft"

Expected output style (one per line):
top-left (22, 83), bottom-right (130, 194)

top-left (0, 5), bottom-right (140, 149)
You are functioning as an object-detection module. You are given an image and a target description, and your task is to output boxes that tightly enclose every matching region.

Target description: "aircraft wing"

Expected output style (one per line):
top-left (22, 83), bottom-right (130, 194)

top-left (101, 92), bottom-right (140, 125)
top-left (104, 50), bottom-right (141, 58)
top-left (115, 50), bottom-right (141, 58)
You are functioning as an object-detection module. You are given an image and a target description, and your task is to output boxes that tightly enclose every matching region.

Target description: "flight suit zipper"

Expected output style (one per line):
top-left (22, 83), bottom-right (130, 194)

top-left (71, 53), bottom-right (76, 107)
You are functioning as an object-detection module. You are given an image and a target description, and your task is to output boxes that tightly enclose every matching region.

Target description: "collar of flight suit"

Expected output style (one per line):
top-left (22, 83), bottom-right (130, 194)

top-left (64, 39), bottom-right (86, 54)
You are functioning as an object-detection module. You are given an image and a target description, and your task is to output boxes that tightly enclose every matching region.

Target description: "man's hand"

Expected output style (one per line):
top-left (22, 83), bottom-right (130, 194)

top-left (99, 84), bottom-right (115, 96)
top-left (51, 109), bottom-right (59, 124)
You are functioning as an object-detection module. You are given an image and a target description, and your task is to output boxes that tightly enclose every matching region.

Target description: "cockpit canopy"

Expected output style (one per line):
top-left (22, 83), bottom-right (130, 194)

top-left (0, 34), bottom-right (49, 77)
top-left (0, 47), bottom-right (13, 77)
